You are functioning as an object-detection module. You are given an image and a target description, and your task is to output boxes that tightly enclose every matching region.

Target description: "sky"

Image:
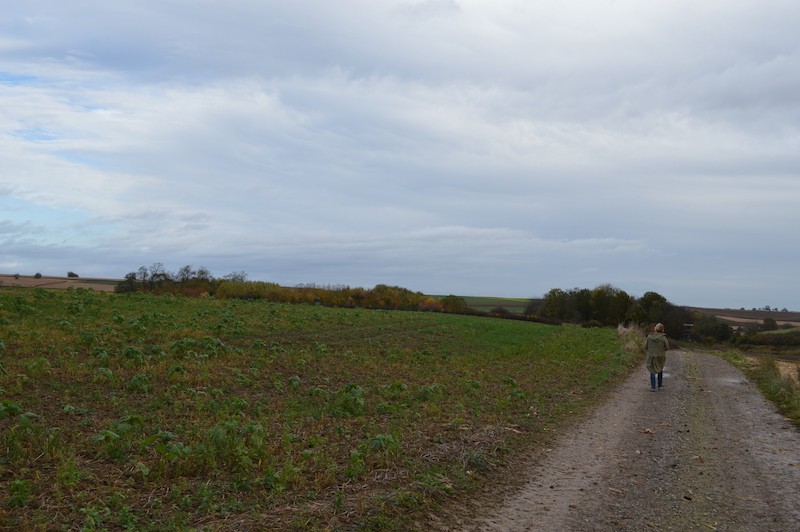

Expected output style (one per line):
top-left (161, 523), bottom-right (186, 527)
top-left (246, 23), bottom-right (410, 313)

top-left (1, 1), bottom-right (799, 310)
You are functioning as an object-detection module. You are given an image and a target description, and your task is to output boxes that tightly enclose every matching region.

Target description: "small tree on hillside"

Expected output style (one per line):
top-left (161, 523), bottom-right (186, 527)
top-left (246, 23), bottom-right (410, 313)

top-left (762, 317), bottom-right (778, 331)
top-left (440, 295), bottom-right (469, 313)
top-left (115, 272), bottom-right (140, 293)
top-left (223, 271), bottom-right (248, 283)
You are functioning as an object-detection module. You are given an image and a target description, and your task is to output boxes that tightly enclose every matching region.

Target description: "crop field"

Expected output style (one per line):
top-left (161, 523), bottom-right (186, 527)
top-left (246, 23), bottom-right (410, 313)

top-left (455, 296), bottom-right (532, 314)
top-left (688, 306), bottom-right (800, 328)
top-left (0, 274), bottom-right (120, 293)
top-left (0, 288), bottom-right (636, 530)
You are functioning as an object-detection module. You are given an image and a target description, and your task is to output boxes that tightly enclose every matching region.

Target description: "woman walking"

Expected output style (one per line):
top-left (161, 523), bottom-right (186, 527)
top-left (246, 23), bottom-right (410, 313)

top-left (646, 323), bottom-right (669, 390)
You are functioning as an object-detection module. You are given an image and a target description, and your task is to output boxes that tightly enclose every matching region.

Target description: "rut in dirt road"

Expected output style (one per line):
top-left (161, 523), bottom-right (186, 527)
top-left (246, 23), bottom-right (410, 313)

top-left (460, 350), bottom-right (800, 531)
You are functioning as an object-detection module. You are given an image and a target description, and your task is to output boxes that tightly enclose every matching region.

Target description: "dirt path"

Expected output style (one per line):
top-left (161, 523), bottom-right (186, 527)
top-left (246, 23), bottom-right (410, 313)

top-left (447, 350), bottom-right (800, 531)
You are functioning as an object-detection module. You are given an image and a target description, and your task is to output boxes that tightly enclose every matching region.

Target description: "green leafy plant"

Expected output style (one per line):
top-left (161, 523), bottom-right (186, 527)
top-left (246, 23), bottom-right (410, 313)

top-left (127, 373), bottom-right (152, 393)
top-left (369, 433), bottom-right (399, 454)
top-left (8, 479), bottom-right (32, 508)
top-left (0, 400), bottom-right (23, 420)
top-left (332, 384), bottom-right (366, 417)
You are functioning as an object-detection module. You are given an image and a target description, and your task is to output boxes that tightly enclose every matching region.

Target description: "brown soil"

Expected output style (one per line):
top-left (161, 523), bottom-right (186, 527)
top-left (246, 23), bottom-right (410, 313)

top-left (430, 351), bottom-right (800, 531)
top-left (0, 274), bottom-right (119, 292)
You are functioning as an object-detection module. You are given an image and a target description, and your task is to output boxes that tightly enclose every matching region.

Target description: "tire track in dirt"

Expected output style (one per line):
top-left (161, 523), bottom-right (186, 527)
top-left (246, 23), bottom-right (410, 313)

top-left (452, 350), bottom-right (800, 531)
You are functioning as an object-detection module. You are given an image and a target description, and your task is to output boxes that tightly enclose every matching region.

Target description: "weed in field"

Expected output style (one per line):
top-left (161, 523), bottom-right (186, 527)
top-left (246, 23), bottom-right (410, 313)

top-left (127, 373), bottom-right (152, 393)
top-left (159, 440), bottom-right (192, 466)
top-left (11, 296), bottom-right (36, 316)
top-left (56, 455), bottom-right (84, 488)
top-left (417, 469), bottom-right (455, 496)
top-left (333, 384), bottom-right (367, 417)
top-left (121, 346), bottom-right (146, 366)
top-left (167, 364), bottom-right (186, 380)
top-left (465, 379), bottom-right (481, 392)
top-left (380, 381), bottom-right (409, 399)
top-left (461, 449), bottom-right (492, 472)
top-left (90, 347), bottom-right (110, 367)
top-left (115, 414), bottom-right (144, 434)
top-left (333, 488), bottom-right (346, 512)
top-left (390, 489), bottom-right (426, 510)
top-left (91, 429), bottom-right (123, 459)
top-left (79, 331), bottom-right (99, 347)
top-left (12, 372), bottom-right (30, 393)
top-left (508, 388), bottom-right (528, 400)
top-left (94, 367), bottom-right (113, 382)
top-left (261, 465), bottom-right (284, 492)
top-left (80, 502), bottom-right (112, 530)
top-left (0, 399), bottom-right (23, 419)
top-left (24, 357), bottom-right (51, 376)
top-left (369, 433), bottom-right (399, 454)
top-left (345, 449), bottom-right (366, 478)
top-left (8, 479), bottom-right (33, 508)
top-left (415, 383), bottom-right (445, 402)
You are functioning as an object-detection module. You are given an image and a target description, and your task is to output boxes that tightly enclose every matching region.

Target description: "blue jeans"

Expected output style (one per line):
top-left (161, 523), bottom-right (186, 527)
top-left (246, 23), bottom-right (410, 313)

top-left (650, 372), bottom-right (663, 389)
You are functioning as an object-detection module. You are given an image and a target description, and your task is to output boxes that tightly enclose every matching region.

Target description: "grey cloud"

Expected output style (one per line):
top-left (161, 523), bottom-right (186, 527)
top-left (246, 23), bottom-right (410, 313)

top-left (0, 220), bottom-right (41, 236)
top-left (1, 1), bottom-right (799, 308)
top-left (397, 0), bottom-right (461, 19)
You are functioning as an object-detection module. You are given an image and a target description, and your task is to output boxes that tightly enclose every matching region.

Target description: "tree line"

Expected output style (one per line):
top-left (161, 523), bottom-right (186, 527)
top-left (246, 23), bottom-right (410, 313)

top-left (525, 285), bottom-right (692, 336)
top-left (526, 284), bottom-right (800, 345)
top-left (114, 264), bottom-right (487, 315)
top-left (118, 265), bottom-right (789, 344)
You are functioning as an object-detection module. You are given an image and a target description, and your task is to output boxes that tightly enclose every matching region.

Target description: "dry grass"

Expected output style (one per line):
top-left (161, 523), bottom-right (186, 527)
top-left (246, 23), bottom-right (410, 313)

top-left (726, 351), bottom-right (800, 429)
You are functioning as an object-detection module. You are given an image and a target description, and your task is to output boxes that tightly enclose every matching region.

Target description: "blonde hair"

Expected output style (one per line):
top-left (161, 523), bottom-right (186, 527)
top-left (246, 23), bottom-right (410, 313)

top-left (655, 323), bottom-right (665, 333)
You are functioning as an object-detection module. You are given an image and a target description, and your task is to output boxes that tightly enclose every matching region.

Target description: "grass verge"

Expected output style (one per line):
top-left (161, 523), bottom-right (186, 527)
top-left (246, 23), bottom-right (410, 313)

top-left (721, 350), bottom-right (800, 428)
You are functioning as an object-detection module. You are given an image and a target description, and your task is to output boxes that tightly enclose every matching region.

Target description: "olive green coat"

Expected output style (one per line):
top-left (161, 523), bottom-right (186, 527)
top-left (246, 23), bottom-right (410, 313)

top-left (645, 332), bottom-right (669, 373)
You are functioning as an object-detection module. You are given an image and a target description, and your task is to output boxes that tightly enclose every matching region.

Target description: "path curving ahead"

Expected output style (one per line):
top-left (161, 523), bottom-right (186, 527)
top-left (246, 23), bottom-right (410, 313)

top-left (455, 351), bottom-right (800, 531)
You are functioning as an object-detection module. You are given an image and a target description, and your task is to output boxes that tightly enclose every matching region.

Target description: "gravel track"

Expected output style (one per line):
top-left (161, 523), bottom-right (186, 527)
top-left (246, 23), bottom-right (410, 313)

top-left (447, 350), bottom-right (800, 531)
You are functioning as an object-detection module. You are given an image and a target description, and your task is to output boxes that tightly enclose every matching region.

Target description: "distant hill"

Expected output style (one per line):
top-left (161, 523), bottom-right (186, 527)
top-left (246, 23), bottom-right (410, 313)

top-left (0, 274), bottom-right (121, 292)
top-left (446, 295), bottom-right (533, 314)
top-left (688, 307), bottom-right (800, 328)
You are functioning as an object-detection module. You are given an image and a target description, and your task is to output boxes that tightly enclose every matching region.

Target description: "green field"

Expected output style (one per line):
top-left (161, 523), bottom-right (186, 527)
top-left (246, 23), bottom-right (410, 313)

top-left (0, 288), bottom-right (637, 530)
top-left (440, 295), bottom-right (533, 314)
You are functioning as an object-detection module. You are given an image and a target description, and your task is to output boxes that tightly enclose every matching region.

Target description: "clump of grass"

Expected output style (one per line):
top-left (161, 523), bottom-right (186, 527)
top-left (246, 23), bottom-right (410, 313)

top-left (617, 322), bottom-right (645, 355)
top-left (725, 351), bottom-right (800, 427)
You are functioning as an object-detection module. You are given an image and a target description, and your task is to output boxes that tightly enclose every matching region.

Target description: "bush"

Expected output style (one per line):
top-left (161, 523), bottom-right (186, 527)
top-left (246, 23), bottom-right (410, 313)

top-left (67, 272), bottom-right (79, 278)
top-left (440, 295), bottom-right (469, 313)
top-left (34, 273), bottom-right (42, 279)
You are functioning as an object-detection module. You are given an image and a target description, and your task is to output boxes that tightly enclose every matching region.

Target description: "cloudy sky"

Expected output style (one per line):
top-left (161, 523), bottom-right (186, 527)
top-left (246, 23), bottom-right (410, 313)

top-left (2, 1), bottom-right (799, 309)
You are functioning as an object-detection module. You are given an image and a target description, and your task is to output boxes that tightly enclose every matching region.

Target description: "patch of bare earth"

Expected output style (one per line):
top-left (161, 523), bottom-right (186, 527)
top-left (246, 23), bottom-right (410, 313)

top-left (0, 274), bottom-right (119, 291)
top-left (430, 351), bottom-right (800, 531)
